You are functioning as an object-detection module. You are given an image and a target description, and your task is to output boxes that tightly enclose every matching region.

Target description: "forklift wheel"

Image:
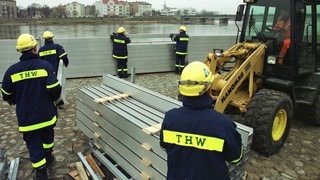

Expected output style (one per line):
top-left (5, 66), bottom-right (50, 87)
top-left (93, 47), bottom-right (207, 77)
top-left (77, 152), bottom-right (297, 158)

top-left (244, 89), bottom-right (293, 156)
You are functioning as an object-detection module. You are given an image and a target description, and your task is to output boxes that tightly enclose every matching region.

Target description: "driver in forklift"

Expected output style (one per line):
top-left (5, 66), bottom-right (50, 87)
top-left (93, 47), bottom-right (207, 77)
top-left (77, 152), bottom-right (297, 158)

top-left (273, 11), bottom-right (291, 65)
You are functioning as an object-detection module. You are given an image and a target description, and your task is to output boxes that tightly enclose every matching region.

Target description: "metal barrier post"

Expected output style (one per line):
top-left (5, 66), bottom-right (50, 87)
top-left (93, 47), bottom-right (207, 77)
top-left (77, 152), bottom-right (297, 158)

top-left (130, 67), bottom-right (135, 83)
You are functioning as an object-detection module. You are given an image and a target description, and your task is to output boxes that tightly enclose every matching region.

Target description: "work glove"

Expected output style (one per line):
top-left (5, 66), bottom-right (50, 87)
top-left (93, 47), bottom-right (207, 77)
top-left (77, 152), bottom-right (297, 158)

top-left (110, 32), bottom-right (116, 38)
top-left (169, 33), bottom-right (174, 38)
top-left (54, 97), bottom-right (64, 107)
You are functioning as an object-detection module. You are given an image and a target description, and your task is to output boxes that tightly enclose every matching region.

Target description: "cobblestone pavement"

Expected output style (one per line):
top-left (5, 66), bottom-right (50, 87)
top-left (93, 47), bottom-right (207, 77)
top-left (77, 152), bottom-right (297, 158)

top-left (1, 73), bottom-right (319, 179)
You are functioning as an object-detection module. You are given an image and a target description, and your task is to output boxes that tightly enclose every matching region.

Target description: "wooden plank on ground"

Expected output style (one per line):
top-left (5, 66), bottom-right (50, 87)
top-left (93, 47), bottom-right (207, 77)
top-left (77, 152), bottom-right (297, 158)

top-left (68, 169), bottom-right (80, 180)
top-left (76, 162), bottom-right (89, 180)
top-left (86, 154), bottom-right (105, 178)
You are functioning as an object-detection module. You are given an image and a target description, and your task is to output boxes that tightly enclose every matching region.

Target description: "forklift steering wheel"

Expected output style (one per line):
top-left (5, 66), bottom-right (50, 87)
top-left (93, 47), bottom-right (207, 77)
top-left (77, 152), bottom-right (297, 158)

top-left (265, 25), bottom-right (284, 33)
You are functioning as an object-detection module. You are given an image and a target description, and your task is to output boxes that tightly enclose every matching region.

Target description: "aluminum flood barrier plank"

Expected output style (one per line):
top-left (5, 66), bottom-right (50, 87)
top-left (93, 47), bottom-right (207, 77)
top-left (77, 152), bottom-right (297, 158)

top-left (76, 74), bottom-right (253, 180)
top-left (0, 35), bottom-right (236, 82)
top-left (76, 116), bottom-right (165, 179)
top-left (77, 100), bottom-right (167, 178)
top-left (76, 101), bottom-right (167, 171)
top-left (77, 88), bottom-right (166, 157)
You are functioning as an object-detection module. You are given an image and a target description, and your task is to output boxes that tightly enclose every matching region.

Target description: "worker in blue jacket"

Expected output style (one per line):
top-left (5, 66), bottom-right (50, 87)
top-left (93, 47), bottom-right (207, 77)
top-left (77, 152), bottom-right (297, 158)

top-left (1, 33), bottom-right (61, 180)
top-left (169, 26), bottom-right (189, 74)
top-left (160, 61), bottom-right (243, 180)
top-left (110, 27), bottom-right (131, 78)
top-left (38, 31), bottom-right (69, 77)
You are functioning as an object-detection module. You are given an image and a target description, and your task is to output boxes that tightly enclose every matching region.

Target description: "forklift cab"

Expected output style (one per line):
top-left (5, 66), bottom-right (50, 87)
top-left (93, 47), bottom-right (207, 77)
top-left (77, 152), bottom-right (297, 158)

top-left (239, 0), bottom-right (320, 80)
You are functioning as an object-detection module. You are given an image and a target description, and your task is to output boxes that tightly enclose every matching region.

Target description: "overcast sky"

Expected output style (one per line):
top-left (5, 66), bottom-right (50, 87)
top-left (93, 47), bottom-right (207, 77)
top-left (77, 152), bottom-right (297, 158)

top-left (16, 0), bottom-right (243, 14)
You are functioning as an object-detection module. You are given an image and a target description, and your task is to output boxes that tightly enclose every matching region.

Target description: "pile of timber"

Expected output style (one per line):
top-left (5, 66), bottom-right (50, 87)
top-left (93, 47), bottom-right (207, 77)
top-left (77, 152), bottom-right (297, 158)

top-left (67, 152), bottom-right (110, 180)
top-left (76, 74), bottom-right (253, 180)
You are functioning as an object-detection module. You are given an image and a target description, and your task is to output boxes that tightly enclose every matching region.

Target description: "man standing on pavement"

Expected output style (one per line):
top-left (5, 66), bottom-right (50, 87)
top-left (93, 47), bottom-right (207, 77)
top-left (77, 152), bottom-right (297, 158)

top-left (110, 27), bottom-right (131, 78)
top-left (38, 31), bottom-right (69, 77)
top-left (159, 61), bottom-right (243, 180)
top-left (169, 26), bottom-right (189, 74)
top-left (1, 33), bottom-right (61, 180)
top-left (38, 31), bottom-right (69, 108)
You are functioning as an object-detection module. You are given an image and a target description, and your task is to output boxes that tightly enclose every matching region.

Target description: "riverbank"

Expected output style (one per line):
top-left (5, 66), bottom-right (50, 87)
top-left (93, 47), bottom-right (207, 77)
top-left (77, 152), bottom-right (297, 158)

top-left (0, 16), bottom-right (179, 25)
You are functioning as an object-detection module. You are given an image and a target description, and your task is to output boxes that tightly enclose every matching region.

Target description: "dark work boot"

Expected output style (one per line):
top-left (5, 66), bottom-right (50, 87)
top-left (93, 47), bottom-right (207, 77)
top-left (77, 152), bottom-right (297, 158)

top-left (175, 67), bottom-right (179, 74)
top-left (118, 71), bottom-right (123, 78)
top-left (123, 71), bottom-right (129, 78)
top-left (33, 166), bottom-right (48, 180)
top-left (45, 150), bottom-right (55, 167)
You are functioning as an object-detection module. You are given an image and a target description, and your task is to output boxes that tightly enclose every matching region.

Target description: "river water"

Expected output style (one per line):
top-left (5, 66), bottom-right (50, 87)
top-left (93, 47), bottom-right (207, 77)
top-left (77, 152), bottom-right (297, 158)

top-left (0, 21), bottom-right (241, 39)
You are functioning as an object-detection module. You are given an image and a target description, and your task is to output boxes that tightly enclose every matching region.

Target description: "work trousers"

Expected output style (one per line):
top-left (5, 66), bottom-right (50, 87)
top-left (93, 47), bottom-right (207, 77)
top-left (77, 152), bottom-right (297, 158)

top-left (22, 125), bottom-right (54, 169)
top-left (175, 54), bottom-right (186, 74)
top-left (115, 58), bottom-right (128, 78)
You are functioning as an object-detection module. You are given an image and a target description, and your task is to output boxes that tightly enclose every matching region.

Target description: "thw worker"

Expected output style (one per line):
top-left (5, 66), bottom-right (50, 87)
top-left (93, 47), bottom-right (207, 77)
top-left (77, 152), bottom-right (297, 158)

top-left (38, 31), bottom-right (69, 77)
top-left (110, 27), bottom-right (131, 78)
top-left (169, 26), bottom-right (189, 74)
top-left (160, 61), bottom-right (243, 180)
top-left (1, 33), bottom-right (61, 180)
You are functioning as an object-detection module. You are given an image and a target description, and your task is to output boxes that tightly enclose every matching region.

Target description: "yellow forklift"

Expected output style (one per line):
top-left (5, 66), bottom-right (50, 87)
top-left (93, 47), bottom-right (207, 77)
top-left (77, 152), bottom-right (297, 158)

top-left (205, 0), bottom-right (320, 156)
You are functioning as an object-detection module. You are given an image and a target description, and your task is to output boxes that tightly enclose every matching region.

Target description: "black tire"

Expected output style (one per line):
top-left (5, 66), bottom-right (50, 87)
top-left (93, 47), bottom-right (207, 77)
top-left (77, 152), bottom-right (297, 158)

top-left (244, 89), bottom-right (293, 156)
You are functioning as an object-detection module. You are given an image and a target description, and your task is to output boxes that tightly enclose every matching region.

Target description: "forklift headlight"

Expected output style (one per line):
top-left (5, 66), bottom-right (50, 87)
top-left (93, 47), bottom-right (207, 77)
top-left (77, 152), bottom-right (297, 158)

top-left (267, 56), bottom-right (276, 64)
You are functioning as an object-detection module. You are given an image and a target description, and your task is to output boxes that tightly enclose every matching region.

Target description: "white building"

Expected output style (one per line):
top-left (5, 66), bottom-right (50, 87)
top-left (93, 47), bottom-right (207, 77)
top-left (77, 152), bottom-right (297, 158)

top-left (95, 0), bottom-right (130, 17)
top-left (65, 2), bottom-right (85, 17)
top-left (131, 1), bottom-right (152, 16)
top-left (160, 7), bottom-right (178, 16)
top-left (180, 8), bottom-right (197, 16)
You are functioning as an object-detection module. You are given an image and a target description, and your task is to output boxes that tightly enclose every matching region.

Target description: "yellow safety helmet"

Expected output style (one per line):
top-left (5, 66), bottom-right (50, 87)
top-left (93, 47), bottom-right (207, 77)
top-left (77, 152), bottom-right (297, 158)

top-left (179, 26), bottom-right (187, 32)
top-left (16, 33), bottom-right (38, 52)
top-left (179, 61), bottom-right (214, 96)
top-left (43, 31), bottom-right (54, 39)
top-left (117, 27), bottom-right (126, 33)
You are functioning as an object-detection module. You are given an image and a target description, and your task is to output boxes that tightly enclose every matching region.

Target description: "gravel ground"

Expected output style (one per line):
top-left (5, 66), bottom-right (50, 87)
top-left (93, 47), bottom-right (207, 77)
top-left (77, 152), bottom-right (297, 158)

top-left (1, 72), bottom-right (320, 180)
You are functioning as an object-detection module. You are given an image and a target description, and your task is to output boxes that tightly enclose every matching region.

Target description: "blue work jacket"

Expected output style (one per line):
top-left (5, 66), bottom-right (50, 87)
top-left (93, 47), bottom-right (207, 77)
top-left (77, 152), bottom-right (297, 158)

top-left (1, 53), bottom-right (61, 132)
top-left (171, 32), bottom-right (189, 55)
top-left (110, 33), bottom-right (131, 59)
top-left (38, 40), bottom-right (69, 76)
top-left (160, 94), bottom-right (243, 180)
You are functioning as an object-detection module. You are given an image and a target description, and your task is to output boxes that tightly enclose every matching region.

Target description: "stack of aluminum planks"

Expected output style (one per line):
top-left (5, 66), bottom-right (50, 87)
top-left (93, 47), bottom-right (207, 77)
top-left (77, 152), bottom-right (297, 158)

top-left (76, 74), bottom-right (253, 180)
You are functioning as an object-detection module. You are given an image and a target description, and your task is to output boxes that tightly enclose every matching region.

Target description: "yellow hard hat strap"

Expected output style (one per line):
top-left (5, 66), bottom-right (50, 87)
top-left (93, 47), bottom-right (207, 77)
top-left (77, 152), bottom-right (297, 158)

top-left (179, 80), bottom-right (210, 85)
top-left (199, 83), bottom-right (211, 95)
